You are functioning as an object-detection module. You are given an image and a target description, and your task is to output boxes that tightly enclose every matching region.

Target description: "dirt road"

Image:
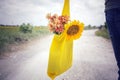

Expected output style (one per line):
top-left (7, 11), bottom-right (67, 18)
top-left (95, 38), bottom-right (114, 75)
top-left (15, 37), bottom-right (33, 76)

top-left (0, 30), bottom-right (118, 80)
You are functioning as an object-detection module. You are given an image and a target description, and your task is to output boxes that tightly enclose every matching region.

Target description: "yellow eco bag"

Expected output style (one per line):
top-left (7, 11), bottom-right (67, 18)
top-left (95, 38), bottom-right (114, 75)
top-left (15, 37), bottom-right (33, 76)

top-left (47, 0), bottom-right (73, 80)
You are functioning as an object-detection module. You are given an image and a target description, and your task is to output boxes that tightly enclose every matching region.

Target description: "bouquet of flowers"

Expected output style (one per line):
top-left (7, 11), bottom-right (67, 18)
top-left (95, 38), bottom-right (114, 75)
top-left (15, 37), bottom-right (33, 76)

top-left (46, 13), bottom-right (70, 35)
top-left (46, 13), bottom-right (84, 40)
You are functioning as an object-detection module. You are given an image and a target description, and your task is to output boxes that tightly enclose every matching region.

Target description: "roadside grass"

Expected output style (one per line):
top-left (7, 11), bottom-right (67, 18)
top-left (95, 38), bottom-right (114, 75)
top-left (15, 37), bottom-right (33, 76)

top-left (95, 27), bottom-right (110, 39)
top-left (0, 26), bottom-right (50, 55)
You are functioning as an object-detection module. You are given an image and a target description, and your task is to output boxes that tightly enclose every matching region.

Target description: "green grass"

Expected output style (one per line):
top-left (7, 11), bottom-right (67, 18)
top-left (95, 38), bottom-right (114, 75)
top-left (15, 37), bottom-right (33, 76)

top-left (95, 28), bottom-right (110, 39)
top-left (0, 26), bottom-right (50, 54)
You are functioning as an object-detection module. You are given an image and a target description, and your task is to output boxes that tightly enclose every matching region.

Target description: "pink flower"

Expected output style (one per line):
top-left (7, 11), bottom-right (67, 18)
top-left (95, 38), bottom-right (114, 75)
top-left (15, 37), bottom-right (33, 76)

top-left (46, 13), bottom-right (70, 34)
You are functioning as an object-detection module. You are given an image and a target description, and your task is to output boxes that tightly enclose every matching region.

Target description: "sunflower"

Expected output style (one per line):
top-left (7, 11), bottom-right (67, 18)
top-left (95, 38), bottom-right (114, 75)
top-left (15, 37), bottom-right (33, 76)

top-left (64, 20), bottom-right (84, 40)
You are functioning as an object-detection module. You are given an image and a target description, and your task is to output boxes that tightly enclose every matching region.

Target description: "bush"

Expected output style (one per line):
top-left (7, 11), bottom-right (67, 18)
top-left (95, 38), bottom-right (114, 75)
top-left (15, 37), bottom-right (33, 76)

top-left (19, 23), bottom-right (33, 33)
top-left (95, 27), bottom-right (110, 39)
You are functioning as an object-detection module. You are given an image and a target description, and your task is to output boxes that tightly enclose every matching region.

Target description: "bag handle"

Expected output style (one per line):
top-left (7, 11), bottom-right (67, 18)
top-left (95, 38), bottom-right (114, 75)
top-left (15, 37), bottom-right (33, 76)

top-left (62, 0), bottom-right (70, 17)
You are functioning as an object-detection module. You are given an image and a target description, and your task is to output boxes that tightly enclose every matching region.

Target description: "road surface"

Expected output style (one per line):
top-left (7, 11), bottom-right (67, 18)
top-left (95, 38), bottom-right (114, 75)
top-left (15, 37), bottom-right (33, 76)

top-left (0, 30), bottom-right (118, 80)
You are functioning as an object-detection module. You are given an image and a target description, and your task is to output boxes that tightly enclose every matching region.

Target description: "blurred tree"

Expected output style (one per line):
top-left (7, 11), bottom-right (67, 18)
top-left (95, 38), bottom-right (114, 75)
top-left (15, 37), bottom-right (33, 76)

top-left (88, 24), bottom-right (91, 29)
top-left (19, 23), bottom-right (33, 33)
top-left (104, 22), bottom-right (107, 29)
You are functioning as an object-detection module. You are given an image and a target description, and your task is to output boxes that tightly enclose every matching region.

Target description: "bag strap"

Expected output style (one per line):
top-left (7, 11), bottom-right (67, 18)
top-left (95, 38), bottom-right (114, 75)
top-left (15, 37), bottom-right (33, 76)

top-left (62, 0), bottom-right (70, 17)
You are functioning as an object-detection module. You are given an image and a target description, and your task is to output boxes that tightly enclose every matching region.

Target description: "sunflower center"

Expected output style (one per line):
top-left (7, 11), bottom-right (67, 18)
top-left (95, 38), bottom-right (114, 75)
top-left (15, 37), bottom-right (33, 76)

top-left (67, 25), bottom-right (79, 35)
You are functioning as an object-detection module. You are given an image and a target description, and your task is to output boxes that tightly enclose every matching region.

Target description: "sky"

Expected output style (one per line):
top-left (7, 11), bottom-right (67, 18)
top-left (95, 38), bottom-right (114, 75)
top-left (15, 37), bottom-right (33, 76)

top-left (0, 0), bottom-right (105, 26)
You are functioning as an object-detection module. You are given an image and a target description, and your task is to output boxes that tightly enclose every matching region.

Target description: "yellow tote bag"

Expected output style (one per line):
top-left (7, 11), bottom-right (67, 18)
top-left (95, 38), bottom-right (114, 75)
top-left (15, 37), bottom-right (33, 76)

top-left (47, 0), bottom-right (73, 80)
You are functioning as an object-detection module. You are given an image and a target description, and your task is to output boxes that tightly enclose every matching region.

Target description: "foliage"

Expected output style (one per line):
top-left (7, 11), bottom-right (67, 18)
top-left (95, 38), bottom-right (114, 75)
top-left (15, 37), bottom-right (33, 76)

top-left (0, 25), bottom-right (50, 54)
top-left (95, 22), bottom-right (110, 39)
top-left (84, 24), bottom-right (98, 30)
top-left (19, 23), bottom-right (33, 33)
top-left (104, 22), bottom-right (107, 29)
